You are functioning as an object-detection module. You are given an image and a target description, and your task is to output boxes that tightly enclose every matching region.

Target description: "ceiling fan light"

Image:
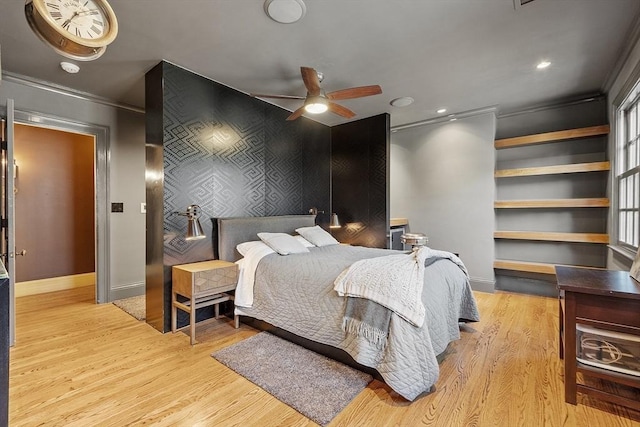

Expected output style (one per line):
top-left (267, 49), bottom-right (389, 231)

top-left (304, 97), bottom-right (328, 114)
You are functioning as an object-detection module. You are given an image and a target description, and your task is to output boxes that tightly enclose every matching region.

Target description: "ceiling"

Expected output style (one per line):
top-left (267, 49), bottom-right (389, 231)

top-left (1, 0), bottom-right (639, 127)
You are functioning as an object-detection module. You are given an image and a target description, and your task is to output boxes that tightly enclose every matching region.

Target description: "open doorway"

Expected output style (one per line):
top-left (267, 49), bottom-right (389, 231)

top-left (13, 124), bottom-right (96, 298)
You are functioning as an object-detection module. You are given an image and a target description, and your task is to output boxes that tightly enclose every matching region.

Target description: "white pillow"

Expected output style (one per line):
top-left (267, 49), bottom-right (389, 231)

top-left (236, 240), bottom-right (268, 257)
top-left (295, 225), bottom-right (339, 247)
top-left (257, 232), bottom-right (310, 255)
top-left (294, 235), bottom-right (315, 247)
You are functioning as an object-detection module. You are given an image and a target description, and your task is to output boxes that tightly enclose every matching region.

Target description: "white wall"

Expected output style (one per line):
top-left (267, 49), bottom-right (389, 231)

top-left (390, 113), bottom-right (496, 292)
top-left (0, 78), bottom-right (146, 300)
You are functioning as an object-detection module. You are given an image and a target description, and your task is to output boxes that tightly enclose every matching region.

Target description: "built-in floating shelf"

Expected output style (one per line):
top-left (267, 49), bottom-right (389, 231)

top-left (494, 124), bottom-right (610, 279)
top-left (494, 231), bottom-right (609, 244)
top-left (495, 161), bottom-right (610, 178)
top-left (494, 198), bottom-right (610, 209)
top-left (494, 125), bottom-right (610, 149)
top-left (493, 260), bottom-right (557, 274)
top-left (390, 217), bottom-right (408, 227)
top-left (493, 259), bottom-right (602, 274)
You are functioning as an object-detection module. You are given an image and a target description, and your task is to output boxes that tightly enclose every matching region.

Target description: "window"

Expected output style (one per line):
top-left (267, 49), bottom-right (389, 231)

top-left (617, 88), bottom-right (640, 251)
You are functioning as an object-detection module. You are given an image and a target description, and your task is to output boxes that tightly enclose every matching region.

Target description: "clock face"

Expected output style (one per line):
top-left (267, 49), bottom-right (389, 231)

top-left (42, 0), bottom-right (110, 41)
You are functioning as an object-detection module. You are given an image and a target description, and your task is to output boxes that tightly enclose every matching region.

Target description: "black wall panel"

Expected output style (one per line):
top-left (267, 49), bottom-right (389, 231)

top-left (146, 62), bottom-right (332, 331)
top-left (301, 121), bottom-right (332, 228)
top-left (331, 114), bottom-right (390, 248)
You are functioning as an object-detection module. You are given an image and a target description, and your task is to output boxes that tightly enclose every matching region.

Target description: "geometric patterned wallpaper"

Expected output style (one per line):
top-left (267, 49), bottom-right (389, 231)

top-left (151, 62), bottom-right (331, 331)
top-left (162, 62), bottom-right (317, 266)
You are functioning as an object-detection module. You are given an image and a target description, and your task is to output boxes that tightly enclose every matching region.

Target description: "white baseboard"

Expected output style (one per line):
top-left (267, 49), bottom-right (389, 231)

top-left (16, 273), bottom-right (95, 297)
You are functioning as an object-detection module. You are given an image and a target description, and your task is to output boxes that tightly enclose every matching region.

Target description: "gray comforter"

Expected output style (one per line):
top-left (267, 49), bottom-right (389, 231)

top-left (234, 244), bottom-right (480, 400)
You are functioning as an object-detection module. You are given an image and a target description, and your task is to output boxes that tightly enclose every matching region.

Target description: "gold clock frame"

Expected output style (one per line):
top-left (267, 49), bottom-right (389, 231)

top-left (24, 0), bottom-right (118, 61)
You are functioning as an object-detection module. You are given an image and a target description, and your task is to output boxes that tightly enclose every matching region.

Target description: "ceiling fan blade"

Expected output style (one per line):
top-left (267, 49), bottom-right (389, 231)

top-left (251, 93), bottom-right (306, 100)
top-left (300, 67), bottom-right (321, 96)
top-left (328, 102), bottom-right (356, 119)
top-left (326, 85), bottom-right (382, 100)
top-left (286, 106), bottom-right (306, 121)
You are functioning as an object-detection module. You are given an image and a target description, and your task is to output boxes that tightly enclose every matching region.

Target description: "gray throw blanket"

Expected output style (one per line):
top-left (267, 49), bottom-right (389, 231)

top-left (337, 247), bottom-right (470, 350)
top-left (342, 297), bottom-right (392, 350)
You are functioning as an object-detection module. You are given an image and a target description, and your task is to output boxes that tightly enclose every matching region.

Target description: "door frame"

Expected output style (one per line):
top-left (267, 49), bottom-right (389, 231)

top-left (14, 109), bottom-right (110, 304)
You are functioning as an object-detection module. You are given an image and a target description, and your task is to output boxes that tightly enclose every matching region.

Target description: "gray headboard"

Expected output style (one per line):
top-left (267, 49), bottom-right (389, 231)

top-left (216, 215), bottom-right (317, 262)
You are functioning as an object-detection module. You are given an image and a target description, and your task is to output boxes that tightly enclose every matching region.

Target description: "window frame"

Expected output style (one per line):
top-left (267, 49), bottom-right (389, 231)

top-left (614, 82), bottom-right (640, 254)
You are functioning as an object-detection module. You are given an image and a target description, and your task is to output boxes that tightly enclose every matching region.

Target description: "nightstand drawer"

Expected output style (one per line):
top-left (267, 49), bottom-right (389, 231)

top-left (194, 265), bottom-right (237, 294)
top-left (172, 260), bottom-right (238, 298)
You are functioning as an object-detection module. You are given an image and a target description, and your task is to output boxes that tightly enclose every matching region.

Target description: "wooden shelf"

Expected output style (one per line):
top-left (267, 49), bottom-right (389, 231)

top-left (495, 161), bottom-right (610, 178)
top-left (493, 260), bottom-right (603, 274)
top-left (493, 259), bottom-right (557, 274)
top-left (494, 231), bottom-right (609, 244)
top-left (390, 217), bottom-right (408, 227)
top-left (495, 125), bottom-right (610, 149)
top-left (496, 161), bottom-right (610, 178)
top-left (494, 198), bottom-right (610, 209)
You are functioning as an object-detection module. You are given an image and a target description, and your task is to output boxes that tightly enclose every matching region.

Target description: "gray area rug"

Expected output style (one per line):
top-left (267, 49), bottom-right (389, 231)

top-left (212, 332), bottom-right (372, 426)
top-left (112, 295), bottom-right (145, 321)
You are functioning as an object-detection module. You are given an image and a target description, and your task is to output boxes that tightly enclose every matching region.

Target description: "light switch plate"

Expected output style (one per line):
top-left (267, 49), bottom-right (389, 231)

top-left (141, 203), bottom-right (146, 214)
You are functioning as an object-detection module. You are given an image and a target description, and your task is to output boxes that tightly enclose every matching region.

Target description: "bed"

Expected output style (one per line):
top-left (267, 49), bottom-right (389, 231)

top-left (216, 214), bottom-right (480, 401)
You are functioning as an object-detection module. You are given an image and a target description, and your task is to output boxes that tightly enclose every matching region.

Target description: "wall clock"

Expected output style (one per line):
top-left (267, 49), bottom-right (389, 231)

top-left (25, 0), bottom-right (118, 61)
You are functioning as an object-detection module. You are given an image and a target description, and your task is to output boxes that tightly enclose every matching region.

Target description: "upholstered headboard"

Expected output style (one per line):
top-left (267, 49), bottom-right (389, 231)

top-left (216, 215), bottom-right (316, 262)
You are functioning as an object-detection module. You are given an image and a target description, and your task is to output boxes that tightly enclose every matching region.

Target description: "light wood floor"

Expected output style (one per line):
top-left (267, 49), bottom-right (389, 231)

top-left (9, 286), bottom-right (640, 426)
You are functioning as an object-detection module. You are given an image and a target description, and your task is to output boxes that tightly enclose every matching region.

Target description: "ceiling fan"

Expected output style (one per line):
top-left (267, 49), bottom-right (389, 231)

top-left (251, 67), bottom-right (382, 121)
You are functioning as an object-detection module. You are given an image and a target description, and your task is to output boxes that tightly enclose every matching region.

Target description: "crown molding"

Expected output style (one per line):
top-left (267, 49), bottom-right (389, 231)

top-left (2, 71), bottom-right (144, 114)
top-left (602, 7), bottom-right (640, 93)
top-left (390, 105), bottom-right (498, 132)
top-left (496, 93), bottom-right (605, 119)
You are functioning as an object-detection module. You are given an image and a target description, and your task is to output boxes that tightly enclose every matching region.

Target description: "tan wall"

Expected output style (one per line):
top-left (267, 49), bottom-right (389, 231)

top-left (14, 124), bottom-right (95, 282)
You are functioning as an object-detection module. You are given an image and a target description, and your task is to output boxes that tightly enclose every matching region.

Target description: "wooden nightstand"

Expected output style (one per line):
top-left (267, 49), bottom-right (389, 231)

top-left (172, 260), bottom-right (239, 345)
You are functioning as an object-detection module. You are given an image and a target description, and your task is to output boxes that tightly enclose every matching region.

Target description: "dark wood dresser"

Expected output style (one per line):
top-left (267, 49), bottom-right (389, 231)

top-left (0, 271), bottom-right (8, 427)
top-left (556, 266), bottom-right (640, 411)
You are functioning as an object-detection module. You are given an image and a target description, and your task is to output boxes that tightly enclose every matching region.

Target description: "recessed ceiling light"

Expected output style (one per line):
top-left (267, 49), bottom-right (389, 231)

top-left (390, 97), bottom-right (414, 107)
top-left (264, 0), bottom-right (306, 24)
top-left (436, 108), bottom-right (447, 114)
top-left (60, 61), bottom-right (79, 74)
top-left (536, 60), bottom-right (551, 69)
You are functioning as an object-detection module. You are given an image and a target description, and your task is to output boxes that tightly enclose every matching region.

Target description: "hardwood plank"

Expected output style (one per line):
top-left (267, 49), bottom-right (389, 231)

top-left (9, 286), bottom-right (640, 426)
top-left (495, 161), bottom-right (610, 178)
top-left (494, 198), bottom-right (610, 209)
top-left (494, 231), bottom-right (609, 243)
top-left (494, 125), bottom-right (610, 149)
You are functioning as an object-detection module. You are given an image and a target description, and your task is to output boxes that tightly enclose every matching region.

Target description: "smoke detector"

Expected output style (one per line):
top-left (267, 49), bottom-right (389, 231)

top-left (264, 0), bottom-right (306, 24)
top-left (60, 62), bottom-right (80, 74)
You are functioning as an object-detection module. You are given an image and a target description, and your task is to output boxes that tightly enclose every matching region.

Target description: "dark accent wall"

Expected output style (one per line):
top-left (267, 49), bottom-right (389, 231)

top-left (145, 62), bottom-right (331, 332)
top-left (331, 114), bottom-right (390, 248)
